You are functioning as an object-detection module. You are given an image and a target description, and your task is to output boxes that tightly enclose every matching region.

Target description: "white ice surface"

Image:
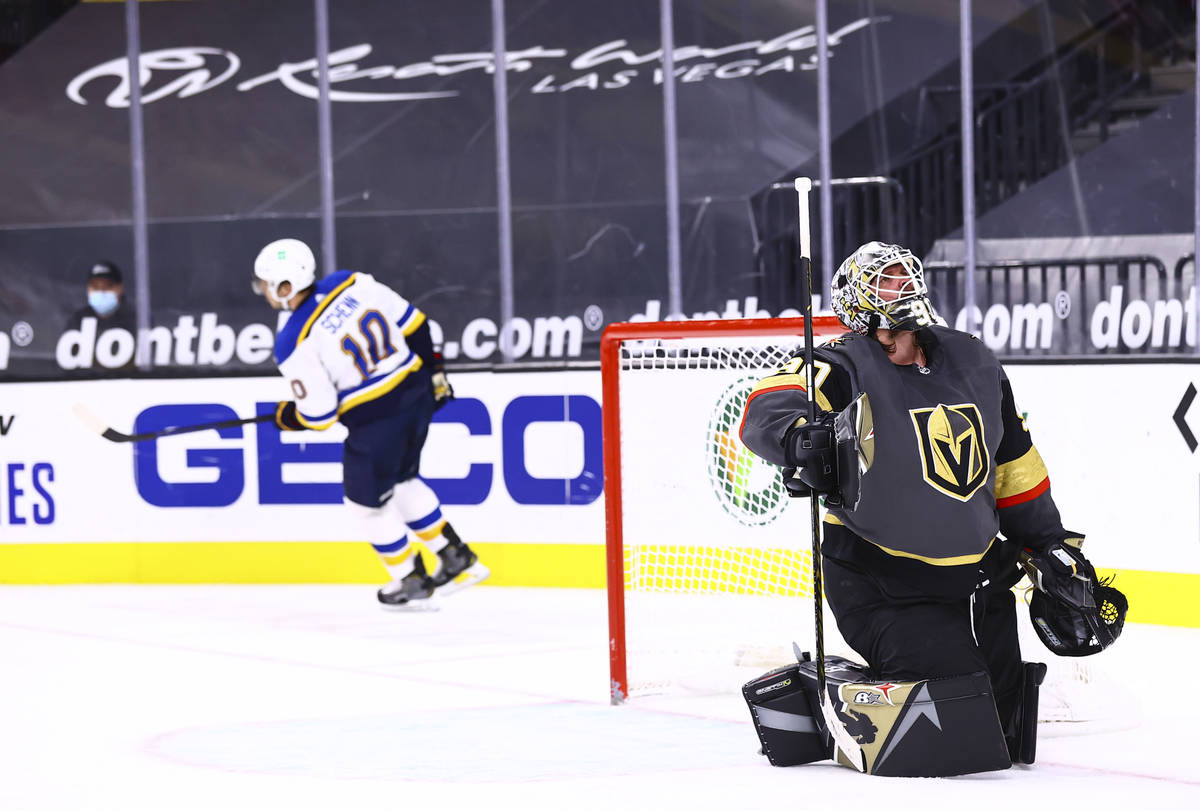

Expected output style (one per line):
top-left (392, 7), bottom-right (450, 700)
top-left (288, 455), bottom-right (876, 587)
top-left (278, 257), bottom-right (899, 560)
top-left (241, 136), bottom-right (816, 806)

top-left (0, 585), bottom-right (1194, 810)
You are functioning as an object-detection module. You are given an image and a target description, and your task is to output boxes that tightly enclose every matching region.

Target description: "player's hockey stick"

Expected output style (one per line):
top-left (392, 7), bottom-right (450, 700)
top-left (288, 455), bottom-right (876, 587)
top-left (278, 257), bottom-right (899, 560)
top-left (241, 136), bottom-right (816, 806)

top-left (794, 176), bottom-right (867, 772)
top-left (73, 402), bottom-right (275, 443)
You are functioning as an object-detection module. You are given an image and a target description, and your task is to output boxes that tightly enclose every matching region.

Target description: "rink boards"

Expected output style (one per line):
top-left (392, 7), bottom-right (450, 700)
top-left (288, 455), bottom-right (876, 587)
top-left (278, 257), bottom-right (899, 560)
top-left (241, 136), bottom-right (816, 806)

top-left (0, 363), bottom-right (1197, 627)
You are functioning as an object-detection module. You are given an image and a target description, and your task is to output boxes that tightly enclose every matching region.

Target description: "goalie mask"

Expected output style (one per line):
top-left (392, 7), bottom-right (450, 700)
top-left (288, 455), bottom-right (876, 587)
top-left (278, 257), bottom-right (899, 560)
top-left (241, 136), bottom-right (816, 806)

top-left (1028, 582), bottom-right (1128, 657)
top-left (831, 241), bottom-right (939, 334)
top-left (253, 238), bottom-right (316, 310)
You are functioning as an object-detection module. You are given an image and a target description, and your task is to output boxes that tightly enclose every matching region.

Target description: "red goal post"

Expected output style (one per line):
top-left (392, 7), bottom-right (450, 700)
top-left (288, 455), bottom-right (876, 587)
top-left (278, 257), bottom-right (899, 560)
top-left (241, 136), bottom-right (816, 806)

top-left (601, 316), bottom-right (845, 703)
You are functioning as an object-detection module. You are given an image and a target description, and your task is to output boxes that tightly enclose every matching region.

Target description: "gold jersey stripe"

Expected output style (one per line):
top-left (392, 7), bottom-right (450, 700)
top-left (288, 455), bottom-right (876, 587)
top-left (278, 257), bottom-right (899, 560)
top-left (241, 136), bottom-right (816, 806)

top-left (747, 374), bottom-right (834, 412)
top-left (337, 355), bottom-right (424, 415)
top-left (297, 273), bottom-right (358, 344)
top-left (400, 310), bottom-right (426, 336)
top-left (824, 513), bottom-right (994, 566)
top-left (296, 411), bottom-right (339, 431)
top-left (995, 445), bottom-right (1050, 500)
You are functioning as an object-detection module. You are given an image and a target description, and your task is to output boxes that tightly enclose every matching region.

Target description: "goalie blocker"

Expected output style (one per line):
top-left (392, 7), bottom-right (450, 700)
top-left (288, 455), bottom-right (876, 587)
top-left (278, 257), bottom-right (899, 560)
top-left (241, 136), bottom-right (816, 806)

top-left (743, 654), bottom-right (1021, 777)
top-left (782, 392), bottom-right (874, 509)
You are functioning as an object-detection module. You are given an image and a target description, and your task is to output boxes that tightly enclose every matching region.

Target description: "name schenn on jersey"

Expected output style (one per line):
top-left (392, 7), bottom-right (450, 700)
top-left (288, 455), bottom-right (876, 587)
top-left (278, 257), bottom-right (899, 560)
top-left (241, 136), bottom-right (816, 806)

top-left (317, 294), bottom-right (363, 334)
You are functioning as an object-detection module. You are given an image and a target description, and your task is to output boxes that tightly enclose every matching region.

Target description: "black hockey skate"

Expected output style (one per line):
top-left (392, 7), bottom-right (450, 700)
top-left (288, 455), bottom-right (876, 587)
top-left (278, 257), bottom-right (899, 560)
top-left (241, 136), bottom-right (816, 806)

top-left (429, 540), bottom-right (490, 595)
top-left (377, 555), bottom-right (435, 609)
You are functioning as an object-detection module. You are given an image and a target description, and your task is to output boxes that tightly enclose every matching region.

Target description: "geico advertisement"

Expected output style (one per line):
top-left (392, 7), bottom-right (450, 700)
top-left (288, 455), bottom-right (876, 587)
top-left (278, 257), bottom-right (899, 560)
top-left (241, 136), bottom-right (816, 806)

top-left (3, 364), bottom-right (1198, 575)
top-left (0, 372), bottom-right (602, 544)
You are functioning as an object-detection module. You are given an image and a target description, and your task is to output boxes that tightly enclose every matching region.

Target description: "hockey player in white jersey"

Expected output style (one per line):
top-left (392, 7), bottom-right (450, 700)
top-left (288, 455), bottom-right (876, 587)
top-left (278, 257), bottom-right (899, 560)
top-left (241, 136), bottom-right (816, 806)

top-left (253, 238), bottom-right (489, 608)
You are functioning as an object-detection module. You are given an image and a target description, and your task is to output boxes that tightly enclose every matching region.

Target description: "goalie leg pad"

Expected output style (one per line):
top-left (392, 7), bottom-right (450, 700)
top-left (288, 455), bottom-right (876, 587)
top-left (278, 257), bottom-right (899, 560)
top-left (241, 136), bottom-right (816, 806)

top-left (742, 656), bottom-right (842, 767)
top-left (829, 668), bottom-right (1012, 777)
top-left (745, 655), bottom-right (1012, 776)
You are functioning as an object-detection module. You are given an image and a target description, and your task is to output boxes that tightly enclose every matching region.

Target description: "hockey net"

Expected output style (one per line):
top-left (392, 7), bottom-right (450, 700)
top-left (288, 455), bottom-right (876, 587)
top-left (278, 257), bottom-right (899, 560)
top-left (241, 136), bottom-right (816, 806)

top-left (601, 317), bottom-right (1136, 731)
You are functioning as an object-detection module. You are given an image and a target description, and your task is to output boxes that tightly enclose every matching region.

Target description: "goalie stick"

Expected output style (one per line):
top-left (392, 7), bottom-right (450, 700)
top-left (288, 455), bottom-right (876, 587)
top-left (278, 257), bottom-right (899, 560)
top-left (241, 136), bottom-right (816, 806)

top-left (73, 402), bottom-right (275, 443)
top-left (794, 176), bottom-right (867, 772)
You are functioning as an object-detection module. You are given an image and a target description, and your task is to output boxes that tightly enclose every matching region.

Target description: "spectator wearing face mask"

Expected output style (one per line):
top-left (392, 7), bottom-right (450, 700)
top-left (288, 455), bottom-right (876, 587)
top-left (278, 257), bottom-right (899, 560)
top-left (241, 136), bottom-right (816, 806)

top-left (66, 260), bottom-right (135, 333)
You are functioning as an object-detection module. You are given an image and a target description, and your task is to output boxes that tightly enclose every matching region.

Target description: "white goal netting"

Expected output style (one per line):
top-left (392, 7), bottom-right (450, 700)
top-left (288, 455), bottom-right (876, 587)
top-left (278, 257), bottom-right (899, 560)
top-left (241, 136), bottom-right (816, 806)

top-left (610, 328), bottom-right (839, 698)
top-left (605, 321), bottom-right (1136, 731)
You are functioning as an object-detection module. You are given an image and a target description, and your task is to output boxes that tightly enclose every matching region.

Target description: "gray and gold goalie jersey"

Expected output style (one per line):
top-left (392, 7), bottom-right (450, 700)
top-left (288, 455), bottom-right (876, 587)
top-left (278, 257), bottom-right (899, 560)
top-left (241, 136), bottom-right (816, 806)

top-left (739, 325), bottom-right (1070, 597)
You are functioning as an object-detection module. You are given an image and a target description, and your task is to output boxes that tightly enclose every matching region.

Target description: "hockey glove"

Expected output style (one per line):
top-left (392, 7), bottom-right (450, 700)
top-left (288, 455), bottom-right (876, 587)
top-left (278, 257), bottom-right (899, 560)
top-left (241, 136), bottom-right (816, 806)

top-left (429, 349), bottom-right (454, 411)
top-left (1028, 585), bottom-right (1127, 656)
top-left (1022, 538), bottom-right (1128, 655)
top-left (783, 413), bottom-right (838, 495)
top-left (274, 400), bottom-right (305, 431)
top-left (431, 371), bottom-right (454, 411)
top-left (1021, 540), bottom-right (1098, 613)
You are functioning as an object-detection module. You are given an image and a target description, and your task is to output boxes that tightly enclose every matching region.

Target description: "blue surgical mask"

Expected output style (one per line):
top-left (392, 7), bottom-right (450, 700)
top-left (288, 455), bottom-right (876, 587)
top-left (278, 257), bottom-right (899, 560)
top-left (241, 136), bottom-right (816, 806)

top-left (88, 289), bottom-right (120, 316)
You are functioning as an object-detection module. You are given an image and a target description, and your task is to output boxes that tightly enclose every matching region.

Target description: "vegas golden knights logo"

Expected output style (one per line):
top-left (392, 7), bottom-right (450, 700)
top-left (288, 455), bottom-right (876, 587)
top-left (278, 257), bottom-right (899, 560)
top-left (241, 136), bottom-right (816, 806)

top-left (909, 403), bottom-right (989, 502)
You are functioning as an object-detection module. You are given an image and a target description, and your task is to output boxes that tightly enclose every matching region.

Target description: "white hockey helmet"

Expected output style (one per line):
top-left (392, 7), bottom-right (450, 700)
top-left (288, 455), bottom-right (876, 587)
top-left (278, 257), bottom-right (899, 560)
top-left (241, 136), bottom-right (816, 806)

top-left (830, 241), bottom-right (938, 333)
top-left (253, 238), bottom-right (316, 308)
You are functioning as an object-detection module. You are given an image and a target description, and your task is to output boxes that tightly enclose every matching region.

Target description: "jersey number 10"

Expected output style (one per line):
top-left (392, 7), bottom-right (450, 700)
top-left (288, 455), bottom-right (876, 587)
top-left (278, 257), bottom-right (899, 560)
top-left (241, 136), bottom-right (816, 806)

top-left (340, 310), bottom-right (398, 379)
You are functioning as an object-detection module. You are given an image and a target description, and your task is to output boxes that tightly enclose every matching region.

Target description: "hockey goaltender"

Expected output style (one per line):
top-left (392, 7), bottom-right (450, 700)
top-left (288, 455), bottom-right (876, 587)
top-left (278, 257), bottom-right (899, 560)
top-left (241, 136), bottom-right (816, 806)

top-left (739, 241), bottom-right (1127, 777)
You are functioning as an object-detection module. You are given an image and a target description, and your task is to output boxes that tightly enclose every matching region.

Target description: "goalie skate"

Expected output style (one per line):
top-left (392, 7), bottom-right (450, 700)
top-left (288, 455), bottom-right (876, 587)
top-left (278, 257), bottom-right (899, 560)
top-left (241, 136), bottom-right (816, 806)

top-left (430, 543), bottom-right (490, 596)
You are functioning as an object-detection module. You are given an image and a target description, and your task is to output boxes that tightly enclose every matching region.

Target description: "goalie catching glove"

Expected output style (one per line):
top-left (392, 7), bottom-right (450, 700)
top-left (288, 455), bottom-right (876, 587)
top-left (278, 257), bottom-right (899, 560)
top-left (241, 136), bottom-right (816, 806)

top-left (1021, 537), bottom-right (1127, 657)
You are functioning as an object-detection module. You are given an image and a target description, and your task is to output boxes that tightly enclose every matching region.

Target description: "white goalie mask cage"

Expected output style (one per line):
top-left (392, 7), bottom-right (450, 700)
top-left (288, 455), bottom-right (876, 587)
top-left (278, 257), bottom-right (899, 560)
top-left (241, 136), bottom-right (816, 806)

top-left (831, 241), bottom-right (939, 333)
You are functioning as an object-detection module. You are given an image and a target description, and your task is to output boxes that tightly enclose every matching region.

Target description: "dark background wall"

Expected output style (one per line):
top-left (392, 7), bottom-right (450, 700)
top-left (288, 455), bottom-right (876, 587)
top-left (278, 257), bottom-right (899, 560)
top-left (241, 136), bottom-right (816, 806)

top-left (0, 0), bottom-right (1195, 377)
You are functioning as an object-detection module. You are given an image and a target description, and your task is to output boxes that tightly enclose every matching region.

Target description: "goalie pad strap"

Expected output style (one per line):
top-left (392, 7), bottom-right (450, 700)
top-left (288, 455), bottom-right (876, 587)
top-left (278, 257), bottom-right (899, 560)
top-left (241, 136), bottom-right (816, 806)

top-left (754, 706), bottom-right (820, 734)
